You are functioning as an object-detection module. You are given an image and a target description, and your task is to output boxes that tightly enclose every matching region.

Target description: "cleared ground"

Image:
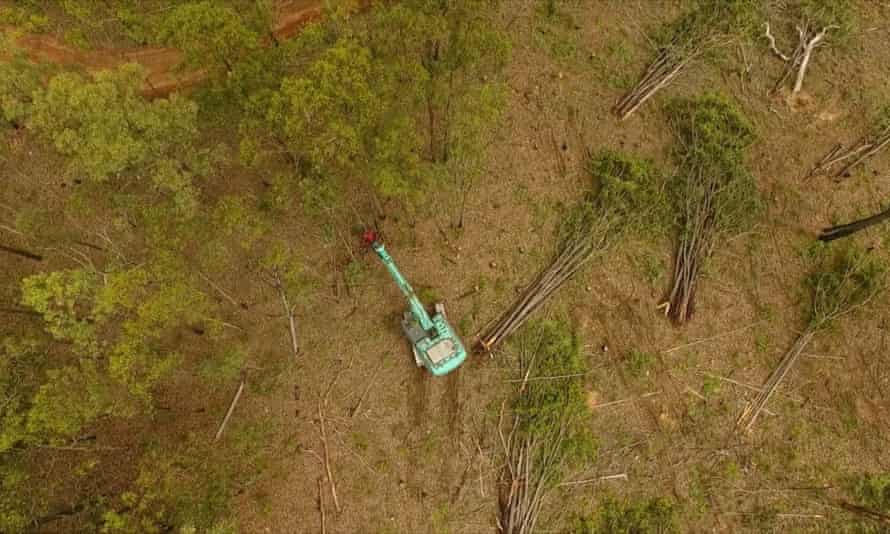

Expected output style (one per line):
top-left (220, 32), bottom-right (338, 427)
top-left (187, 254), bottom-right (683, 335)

top-left (3, 1), bottom-right (890, 532)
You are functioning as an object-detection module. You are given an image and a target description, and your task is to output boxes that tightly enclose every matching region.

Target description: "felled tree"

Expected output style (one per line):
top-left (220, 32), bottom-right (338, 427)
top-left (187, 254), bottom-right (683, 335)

top-left (479, 151), bottom-right (667, 352)
top-left (614, 0), bottom-right (758, 120)
top-left (256, 241), bottom-right (314, 361)
top-left (764, 0), bottom-right (853, 96)
top-left (809, 105), bottom-right (890, 180)
top-left (27, 65), bottom-right (213, 215)
top-left (663, 94), bottom-right (760, 324)
top-left (737, 244), bottom-right (884, 431)
top-left (498, 320), bottom-right (595, 534)
top-left (819, 204), bottom-right (890, 242)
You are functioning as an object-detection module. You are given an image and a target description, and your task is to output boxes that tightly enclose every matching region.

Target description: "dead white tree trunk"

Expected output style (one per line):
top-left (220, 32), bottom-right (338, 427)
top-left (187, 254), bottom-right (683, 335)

top-left (765, 21), bottom-right (836, 95)
top-left (793, 26), bottom-right (831, 94)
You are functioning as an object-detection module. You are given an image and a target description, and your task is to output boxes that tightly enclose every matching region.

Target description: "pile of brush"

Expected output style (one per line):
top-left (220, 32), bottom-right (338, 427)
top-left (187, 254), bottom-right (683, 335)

top-left (497, 321), bottom-right (593, 534)
top-left (737, 245), bottom-right (884, 431)
top-left (614, 0), bottom-right (757, 120)
top-left (662, 94), bottom-right (760, 324)
top-left (478, 151), bottom-right (666, 353)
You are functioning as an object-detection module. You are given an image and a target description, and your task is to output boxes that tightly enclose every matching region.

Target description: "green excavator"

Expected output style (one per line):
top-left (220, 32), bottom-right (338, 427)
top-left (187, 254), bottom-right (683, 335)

top-left (364, 230), bottom-right (467, 376)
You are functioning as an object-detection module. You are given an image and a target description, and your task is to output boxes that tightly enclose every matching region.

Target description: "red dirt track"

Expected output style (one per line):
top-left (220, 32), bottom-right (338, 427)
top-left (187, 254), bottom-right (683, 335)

top-left (12, 0), bottom-right (323, 97)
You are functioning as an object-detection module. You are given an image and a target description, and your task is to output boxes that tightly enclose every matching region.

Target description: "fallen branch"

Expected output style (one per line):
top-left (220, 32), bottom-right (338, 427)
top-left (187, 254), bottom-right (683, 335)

top-left (35, 444), bottom-right (123, 452)
top-left (809, 122), bottom-right (890, 179)
top-left (736, 329), bottom-right (816, 431)
top-left (0, 223), bottom-right (24, 237)
top-left (777, 513), bottom-right (825, 520)
top-left (317, 477), bottom-right (327, 534)
top-left (476, 438), bottom-right (487, 498)
top-left (792, 25), bottom-right (832, 94)
top-left (451, 438), bottom-right (482, 504)
top-left (261, 268), bottom-right (300, 361)
top-left (807, 144), bottom-right (854, 178)
top-left (0, 306), bottom-right (41, 316)
top-left (764, 23), bottom-right (790, 61)
top-left (697, 371), bottom-right (764, 393)
top-left (615, 49), bottom-right (695, 120)
top-left (664, 321), bottom-right (765, 353)
top-left (317, 369), bottom-right (344, 514)
top-left (0, 243), bottom-right (43, 262)
top-left (215, 378), bottom-right (246, 441)
top-left (348, 367), bottom-right (380, 417)
top-left (840, 501), bottom-right (890, 525)
top-left (198, 271), bottom-right (241, 308)
top-left (590, 391), bottom-right (661, 410)
top-left (279, 283), bottom-right (300, 360)
top-left (558, 472), bottom-right (628, 487)
top-left (317, 402), bottom-right (340, 513)
top-left (504, 371), bottom-right (591, 383)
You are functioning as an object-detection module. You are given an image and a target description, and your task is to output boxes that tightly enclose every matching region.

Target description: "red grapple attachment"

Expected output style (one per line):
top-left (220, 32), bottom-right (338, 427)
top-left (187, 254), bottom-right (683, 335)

top-left (361, 228), bottom-right (380, 249)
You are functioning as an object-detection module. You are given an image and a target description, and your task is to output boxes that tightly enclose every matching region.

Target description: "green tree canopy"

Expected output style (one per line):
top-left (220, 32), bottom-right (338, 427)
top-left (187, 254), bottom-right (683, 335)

top-left (0, 32), bottom-right (45, 128)
top-left (240, 0), bottom-right (509, 211)
top-left (158, 1), bottom-right (260, 76)
top-left (27, 65), bottom-right (213, 215)
top-left (14, 255), bottom-right (214, 444)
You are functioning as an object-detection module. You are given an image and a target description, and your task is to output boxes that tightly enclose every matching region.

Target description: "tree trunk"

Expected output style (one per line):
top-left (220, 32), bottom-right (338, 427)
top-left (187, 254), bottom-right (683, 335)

top-left (0, 244), bottom-right (43, 261)
top-left (819, 206), bottom-right (890, 242)
top-left (427, 92), bottom-right (439, 162)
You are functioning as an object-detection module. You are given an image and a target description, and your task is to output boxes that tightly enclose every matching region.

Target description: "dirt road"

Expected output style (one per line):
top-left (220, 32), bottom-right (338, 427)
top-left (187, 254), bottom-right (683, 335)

top-left (12, 0), bottom-right (323, 97)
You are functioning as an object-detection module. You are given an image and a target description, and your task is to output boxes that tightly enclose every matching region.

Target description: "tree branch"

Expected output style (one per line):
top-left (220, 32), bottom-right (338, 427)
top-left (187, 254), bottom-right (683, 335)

top-left (764, 22), bottom-right (790, 61)
top-left (793, 26), bottom-right (834, 94)
top-left (215, 378), bottom-right (246, 441)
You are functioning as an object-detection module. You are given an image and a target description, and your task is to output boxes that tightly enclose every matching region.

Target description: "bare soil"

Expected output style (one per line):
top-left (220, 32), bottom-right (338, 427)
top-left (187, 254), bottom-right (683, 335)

top-left (5, 1), bottom-right (890, 533)
top-left (236, 2), bottom-right (890, 532)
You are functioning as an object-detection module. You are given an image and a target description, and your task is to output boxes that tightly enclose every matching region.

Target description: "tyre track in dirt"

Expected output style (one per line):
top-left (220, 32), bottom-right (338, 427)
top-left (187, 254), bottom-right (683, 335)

top-left (405, 362), bottom-right (465, 516)
top-left (406, 365), bottom-right (429, 497)
top-left (8, 0), bottom-right (323, 98)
